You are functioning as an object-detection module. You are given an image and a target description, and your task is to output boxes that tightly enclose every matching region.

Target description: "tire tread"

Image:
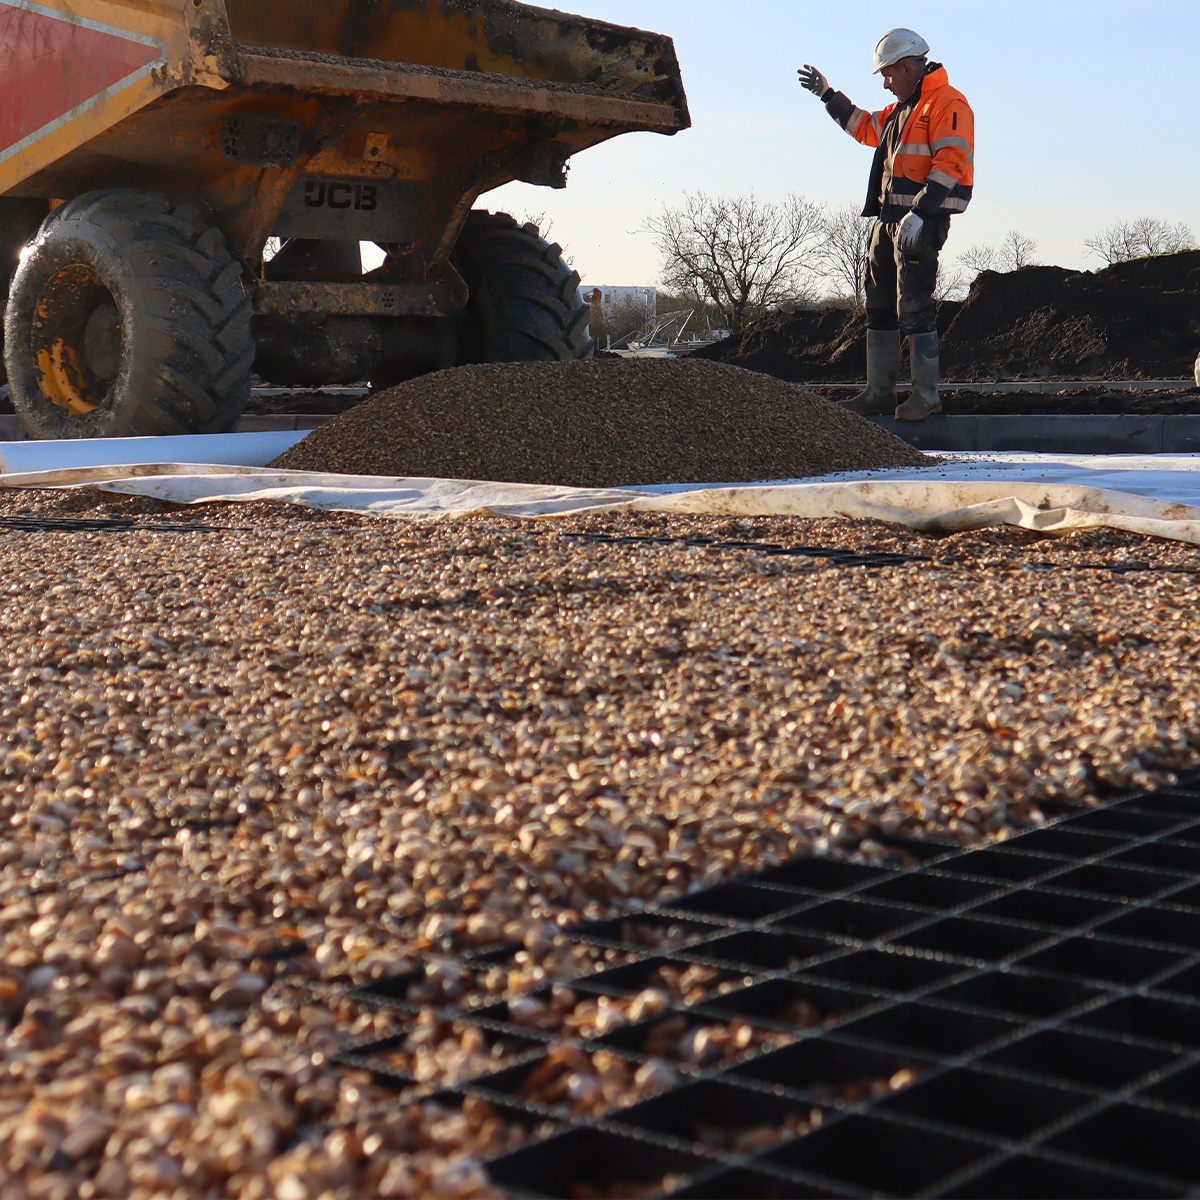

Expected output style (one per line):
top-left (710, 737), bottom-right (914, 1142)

top-left (6, 189), bottom-right (252, 438)
top-left (452, 210), bottom-right (593, 364)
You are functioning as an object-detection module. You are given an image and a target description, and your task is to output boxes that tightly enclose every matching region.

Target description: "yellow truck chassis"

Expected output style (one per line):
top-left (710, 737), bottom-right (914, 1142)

top-left (0, 0), bottom-right (689, 436)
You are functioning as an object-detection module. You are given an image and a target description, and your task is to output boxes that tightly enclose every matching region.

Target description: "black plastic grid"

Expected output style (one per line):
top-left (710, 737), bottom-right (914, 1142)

top-left (17, 811), bottom-right (243, 901)
top-left (564, 532), bottom-right (929, 569)
top-left (336, 778), bottom-right (1200, 1197)
top-left (0, 515), bottom-right (227, 533)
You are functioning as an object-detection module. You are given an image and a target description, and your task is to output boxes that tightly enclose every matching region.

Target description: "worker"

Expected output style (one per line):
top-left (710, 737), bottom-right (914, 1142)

top-left (798, 30), bottom-right (974, 421)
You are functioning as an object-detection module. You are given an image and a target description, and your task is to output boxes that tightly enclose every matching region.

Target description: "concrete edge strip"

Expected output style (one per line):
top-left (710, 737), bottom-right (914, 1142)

top-left (866, 414), bottom-right (1200, 454)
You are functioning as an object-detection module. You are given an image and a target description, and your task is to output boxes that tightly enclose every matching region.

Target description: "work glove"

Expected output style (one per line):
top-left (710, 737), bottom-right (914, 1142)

top-left (797, 65), bottom-right (830, 99)
top-left (896, 211), bottom-right (925, 251)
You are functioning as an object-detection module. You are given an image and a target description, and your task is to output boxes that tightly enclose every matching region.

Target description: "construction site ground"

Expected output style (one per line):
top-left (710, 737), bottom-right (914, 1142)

top-left (243, 380), bottom-right (1200, 420)
top-left (115, 379), bottom-right (1200, 458)
top-left (3, 477), bottom-right (1200, 1197)
top-left (8, 377), bottom-right (1200, 422)
top-left (231, 379), bottom-right (1200, 456)
top-left (4, 373), bottom-right (1199, 458)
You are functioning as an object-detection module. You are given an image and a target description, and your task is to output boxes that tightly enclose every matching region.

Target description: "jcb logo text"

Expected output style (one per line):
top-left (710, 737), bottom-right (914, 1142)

top-left (304, 181), bottom-right (377, 212)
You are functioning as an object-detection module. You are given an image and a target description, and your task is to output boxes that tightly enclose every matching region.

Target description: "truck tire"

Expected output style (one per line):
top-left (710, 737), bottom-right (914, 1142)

top-left (5, 190), bottom-right (253, 438)
top-left (0, 199), bottom-right (49, 387)
top-left (452, 211), bottom-right (593, 364)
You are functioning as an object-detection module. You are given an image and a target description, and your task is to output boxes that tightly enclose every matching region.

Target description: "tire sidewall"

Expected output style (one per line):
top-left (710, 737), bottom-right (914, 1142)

top-left (0, 199), bottom-right (49, 388)
top-left (452, 212), bottom-right (592, 365)
top-left (6, 220), bottom-right (147, 438)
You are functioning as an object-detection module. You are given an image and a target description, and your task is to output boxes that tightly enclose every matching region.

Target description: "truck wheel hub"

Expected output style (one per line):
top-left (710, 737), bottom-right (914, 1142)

top-left (32, 264), bottom-right (117, 414)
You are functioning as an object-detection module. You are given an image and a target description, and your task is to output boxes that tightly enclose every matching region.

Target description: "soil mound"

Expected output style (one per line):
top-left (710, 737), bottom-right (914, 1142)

top-left (269, 359), bottom-right (931, 486)
top-left (696, 250), bottom-right (1200, 382)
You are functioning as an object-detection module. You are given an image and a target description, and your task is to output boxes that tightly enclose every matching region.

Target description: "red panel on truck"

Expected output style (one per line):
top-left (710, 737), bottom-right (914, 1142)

top-left (0, 1), bottom-right (164, 159)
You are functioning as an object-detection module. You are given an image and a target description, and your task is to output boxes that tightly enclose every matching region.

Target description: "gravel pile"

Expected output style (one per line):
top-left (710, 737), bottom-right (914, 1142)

top-left (268, 359), bottom-right (931, 485)
top-left (3, 486), bottom-right (1200, 1197)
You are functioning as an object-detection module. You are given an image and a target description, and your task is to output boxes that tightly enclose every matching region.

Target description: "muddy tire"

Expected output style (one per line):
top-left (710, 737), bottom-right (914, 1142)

top-left (0, 199), bottom-right (49, 388)
top-left (5, 190), bottom-right (253, 438)
top-left (451, 211), bottom-right (593, 364)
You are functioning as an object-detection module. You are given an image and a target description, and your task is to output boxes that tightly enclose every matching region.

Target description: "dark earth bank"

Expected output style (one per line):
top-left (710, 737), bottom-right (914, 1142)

top-left (694, 250), bottom-right (1200, 385)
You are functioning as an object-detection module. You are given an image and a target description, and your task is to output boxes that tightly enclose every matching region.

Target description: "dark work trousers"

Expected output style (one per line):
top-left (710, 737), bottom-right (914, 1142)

top-left (864, 214), bottom-right (950, 335)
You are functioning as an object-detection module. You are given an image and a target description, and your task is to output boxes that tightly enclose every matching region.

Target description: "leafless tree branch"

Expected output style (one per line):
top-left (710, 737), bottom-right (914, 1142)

top-left (812, 206), bottom-right (872, 309)
top-left (647, 192), bottom-right (825, 329)
top-left (1083, 217), bottom-right (1195, 265)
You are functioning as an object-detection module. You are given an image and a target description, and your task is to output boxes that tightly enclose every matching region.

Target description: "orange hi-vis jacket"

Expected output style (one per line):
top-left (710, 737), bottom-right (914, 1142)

top-left (824, 64), bottom-right (974, 223)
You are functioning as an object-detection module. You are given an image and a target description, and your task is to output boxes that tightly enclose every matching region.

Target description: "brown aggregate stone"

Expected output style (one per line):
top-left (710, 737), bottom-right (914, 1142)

top-left (0, 484), bottom-right (1198, 1196)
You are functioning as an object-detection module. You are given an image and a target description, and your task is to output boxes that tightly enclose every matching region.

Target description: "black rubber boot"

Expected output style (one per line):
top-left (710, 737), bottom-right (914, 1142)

top-left (895, 331), bottom-right (942, 420)
top-left (841, 329), bottom-right (900, 414)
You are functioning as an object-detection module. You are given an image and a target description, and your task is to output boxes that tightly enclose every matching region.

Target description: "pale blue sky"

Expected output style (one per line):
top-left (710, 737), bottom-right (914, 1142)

top-left (489, 0), bottom-right (1200, 289)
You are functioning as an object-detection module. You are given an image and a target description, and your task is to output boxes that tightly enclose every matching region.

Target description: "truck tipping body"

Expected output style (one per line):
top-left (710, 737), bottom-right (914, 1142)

top-left (0, 0), bottom-right (689, 436)
top-left (0, 0), bottom-right (689, 272)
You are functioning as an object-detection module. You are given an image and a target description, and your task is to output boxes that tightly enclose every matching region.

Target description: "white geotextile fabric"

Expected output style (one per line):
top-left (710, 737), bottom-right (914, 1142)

top-left (5, 441), bottom-right (1200, 544)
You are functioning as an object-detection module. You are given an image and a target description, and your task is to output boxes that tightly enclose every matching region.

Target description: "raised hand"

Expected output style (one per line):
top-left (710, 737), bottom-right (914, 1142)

top-left (797, 64), bottom-right (830, 98)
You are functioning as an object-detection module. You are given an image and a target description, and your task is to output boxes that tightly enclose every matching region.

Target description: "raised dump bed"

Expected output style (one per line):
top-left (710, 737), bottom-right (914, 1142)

top-left (0, 0), bottom-right (689, 437)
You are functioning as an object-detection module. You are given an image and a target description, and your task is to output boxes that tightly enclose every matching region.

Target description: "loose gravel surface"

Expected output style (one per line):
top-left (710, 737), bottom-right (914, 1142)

top-left (3, 485), bottom-right (1200, 1198)
top-left (268, 360), bottom-right (931, 486)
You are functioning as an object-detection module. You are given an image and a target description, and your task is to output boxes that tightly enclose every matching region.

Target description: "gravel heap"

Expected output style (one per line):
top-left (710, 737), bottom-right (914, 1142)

top-left (3, 487), bottom-right (1200, 1196)
top-left (268, 359), bottom-right (930, 485)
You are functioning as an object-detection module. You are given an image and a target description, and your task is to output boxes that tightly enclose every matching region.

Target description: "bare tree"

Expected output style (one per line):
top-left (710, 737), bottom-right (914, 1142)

top-left (954, 242), bottom-right (1000, 276)
top-left (813, 205), bottom-right (872, 308)
top-left (956, 229), bottom-right (1038, 277)
top-left (1083, 217), bottom-right (1196, 265)
top-left (647, 191), bottom-right (825, 329)
top-left (1000, 228), bottom-right (1039, 269)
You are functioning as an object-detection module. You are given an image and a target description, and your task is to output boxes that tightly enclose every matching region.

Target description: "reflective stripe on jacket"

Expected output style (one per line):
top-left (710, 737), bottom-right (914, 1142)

top-left (825, 65), bottom-right (973, 222)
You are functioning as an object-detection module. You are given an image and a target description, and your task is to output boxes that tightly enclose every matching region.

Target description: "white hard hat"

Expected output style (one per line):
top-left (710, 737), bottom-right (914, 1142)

top-left (873, 28), bottom-right (929, 72)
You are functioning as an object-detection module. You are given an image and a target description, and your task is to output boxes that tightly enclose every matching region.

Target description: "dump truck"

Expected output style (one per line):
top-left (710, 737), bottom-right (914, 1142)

top-left (0, 0), bottom-right (689, 439)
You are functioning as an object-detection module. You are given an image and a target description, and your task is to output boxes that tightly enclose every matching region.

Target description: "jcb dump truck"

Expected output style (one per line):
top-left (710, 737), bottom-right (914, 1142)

top-left (0, 0), bottom-right (689, 438)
